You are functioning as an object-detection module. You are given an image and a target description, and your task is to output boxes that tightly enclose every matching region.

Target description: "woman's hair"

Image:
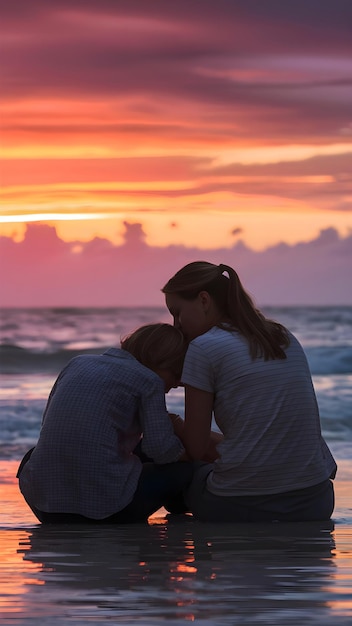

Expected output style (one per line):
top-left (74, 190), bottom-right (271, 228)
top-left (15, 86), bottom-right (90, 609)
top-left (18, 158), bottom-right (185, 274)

top-left (121, 323), bottom-right (187, 378)
top-left (162, 261), bottom-right (290, 360)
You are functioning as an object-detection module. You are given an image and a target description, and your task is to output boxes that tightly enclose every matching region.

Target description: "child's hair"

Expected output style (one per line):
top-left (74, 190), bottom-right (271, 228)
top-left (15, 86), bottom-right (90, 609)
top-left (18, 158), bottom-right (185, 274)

top-left (162, 261), bottom-right (290, 360)
top-left (121, 323), bottom-right (187, 378)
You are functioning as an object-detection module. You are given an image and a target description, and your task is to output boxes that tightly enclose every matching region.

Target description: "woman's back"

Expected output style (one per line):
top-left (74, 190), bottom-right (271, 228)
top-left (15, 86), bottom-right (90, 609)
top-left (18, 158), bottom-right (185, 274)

top-left (182, 326), bottom-right (336, 496)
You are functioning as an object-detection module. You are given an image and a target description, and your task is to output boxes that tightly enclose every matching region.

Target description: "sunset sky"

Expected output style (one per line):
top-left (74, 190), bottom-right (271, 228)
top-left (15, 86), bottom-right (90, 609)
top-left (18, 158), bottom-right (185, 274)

top-left (1, 0), bottom-right (352, 306)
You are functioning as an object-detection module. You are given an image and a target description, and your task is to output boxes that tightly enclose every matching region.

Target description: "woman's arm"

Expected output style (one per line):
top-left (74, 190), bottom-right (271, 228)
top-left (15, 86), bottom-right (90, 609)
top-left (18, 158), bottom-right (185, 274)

top-left (169, 384), bottom-right (223, 461)
top-left (202, 429), bottom-right (223, 462)
top-left (169, 409), bottom-right (222, 462)
top-left (184, 385), bottom-right (214, 460)
top-left (182, 384), bottom-right (221, 460)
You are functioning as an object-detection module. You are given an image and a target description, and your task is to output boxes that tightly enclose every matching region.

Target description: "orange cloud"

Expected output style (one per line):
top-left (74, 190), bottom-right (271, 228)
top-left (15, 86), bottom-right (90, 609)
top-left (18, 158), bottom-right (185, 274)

top-left (1, 0), bottom-right (352, 254)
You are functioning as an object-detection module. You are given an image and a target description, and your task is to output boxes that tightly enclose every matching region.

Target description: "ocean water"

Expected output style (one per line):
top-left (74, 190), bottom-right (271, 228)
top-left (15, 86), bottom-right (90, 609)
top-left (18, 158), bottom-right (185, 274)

top-left (1, 306), bottom-right (351, 462)
top-left (1, 307), bottom-right (352, 625)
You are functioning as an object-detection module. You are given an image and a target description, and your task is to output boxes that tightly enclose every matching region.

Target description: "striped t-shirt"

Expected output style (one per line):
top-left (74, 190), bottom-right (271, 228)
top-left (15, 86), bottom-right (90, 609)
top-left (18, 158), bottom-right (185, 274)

top-left (181, 326), bottom-right (337, 496)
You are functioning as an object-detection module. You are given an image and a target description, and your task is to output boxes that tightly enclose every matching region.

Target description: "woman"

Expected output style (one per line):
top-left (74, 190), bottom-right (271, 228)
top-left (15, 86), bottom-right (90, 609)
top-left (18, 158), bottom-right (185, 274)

top-left (18, 324), bottom-right (193, 524)
top-left (162, 261), bottom-right (337, 522)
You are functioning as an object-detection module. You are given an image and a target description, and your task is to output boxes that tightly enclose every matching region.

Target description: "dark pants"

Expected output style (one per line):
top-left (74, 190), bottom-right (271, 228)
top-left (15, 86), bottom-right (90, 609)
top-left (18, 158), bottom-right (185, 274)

top-left (186, 463), bottom-right (335, 523)
top-left (17, 447), bottom-right (193, 524)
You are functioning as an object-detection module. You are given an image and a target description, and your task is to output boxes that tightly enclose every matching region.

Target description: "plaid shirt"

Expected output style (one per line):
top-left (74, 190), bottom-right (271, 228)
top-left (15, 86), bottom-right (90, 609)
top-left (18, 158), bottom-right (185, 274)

top-left (19, 348), bottom-right (184, 519)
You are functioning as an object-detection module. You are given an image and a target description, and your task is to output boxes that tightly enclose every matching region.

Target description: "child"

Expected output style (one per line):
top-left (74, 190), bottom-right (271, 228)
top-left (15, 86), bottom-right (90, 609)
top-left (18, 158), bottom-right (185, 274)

top-left (18, 323), bottom-right (193, 523)
top-left (162, 261), bottom-right (337, 523)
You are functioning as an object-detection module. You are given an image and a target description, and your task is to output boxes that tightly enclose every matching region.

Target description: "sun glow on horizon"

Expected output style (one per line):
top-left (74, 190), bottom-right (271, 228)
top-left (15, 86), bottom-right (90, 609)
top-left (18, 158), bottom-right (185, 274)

top-left (0, 213), bottom-right (114, 223)
top-left (1, 208), bottom-right (352, 252)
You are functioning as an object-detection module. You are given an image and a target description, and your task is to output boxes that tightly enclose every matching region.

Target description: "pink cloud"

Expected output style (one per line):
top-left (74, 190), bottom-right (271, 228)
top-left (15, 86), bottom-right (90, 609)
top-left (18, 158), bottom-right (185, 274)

top-left (1, 222), bottom-right (351, 307)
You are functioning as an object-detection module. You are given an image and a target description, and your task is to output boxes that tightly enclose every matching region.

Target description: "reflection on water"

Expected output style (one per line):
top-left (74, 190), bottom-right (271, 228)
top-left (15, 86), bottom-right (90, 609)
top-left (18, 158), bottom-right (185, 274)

top-left (0, 460), bottom-right (351, 624)
top-left (1, 517), bottom-right (351, 625)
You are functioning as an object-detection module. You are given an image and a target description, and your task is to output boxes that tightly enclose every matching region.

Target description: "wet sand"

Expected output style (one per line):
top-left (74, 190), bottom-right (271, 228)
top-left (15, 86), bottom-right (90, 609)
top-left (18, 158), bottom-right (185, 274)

top-left (1, 460), bottom-right (351, 625)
